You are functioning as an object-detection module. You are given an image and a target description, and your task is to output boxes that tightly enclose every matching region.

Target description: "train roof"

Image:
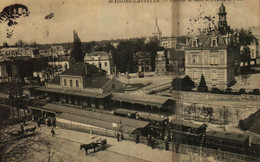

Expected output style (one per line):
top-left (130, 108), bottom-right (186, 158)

top-left (170, 120), bottom-right (202, 129)
top-left (206, 131), bottom-right (249, 142)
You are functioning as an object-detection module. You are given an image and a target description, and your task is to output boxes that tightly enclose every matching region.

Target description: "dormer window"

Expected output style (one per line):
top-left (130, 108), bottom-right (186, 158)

top-left (192, 40), bottom-right (198, 47)
top-left (211, 38), bottom-right (218, 47)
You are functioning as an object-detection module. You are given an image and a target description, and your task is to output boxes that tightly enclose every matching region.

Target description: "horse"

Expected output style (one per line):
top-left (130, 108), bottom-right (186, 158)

top-left (80, 142), bottom-right (99, 155)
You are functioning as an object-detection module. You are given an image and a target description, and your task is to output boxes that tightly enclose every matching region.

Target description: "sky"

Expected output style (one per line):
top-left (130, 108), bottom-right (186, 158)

top-left (0, 0), bottom-right (259, 45)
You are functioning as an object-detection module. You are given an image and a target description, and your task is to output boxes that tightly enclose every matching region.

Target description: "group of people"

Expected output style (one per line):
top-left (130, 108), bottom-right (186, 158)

top-left (147, 135), bottom-right (169, 150)
top-left (116, 132), bottom-right (124, 142)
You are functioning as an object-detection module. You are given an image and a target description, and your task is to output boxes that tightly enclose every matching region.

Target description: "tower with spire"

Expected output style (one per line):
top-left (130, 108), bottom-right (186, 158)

top-left (152, 12), bottom-right (162, 42)
top-left (218, 3), bottom-right (230, 35)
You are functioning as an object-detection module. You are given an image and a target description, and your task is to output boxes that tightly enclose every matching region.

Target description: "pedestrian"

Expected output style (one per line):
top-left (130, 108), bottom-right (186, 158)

top-left (151, 136), bottom-right (155, 149)
top-left (51, 128), bottom-right (55, 137)
top-left (90, 131), bottom-right (93, 139)
top-left (116, 132), bottom-right (120, 142)
top-left (136, 135), bottom-right (140, 144)
top-left (121, 133), bottom-right (124, 140)
top-left (147, 135), bottom-right (151, 146)
top-left (165, 138), bottom-right (169, 150)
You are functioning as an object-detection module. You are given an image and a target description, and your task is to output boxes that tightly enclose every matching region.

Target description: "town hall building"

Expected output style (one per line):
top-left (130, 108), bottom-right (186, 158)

top-left (185, 3), bottom-right (240, 89)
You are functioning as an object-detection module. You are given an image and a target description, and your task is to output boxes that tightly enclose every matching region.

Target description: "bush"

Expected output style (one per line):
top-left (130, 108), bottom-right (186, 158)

top-left (239, 88), bottom-right (246, 94)
top-left (238, 120), bottom-right (247, 131)
top-left (225, 88), bottom-right (232, 94)
top-left (211, 88), bottom-right (223, 94)
top-left (252, 89), bottom-right (260, 95)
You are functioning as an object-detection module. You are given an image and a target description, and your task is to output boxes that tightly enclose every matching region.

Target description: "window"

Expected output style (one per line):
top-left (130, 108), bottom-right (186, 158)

top-left (70, 80), bottom-right (73, 87)
top-left (210, 54), bottom-right (219, 65)
top-left (104, 62), bottom-right (108, 67)
top-left (211, 39), bottom-right (217, 47)
top-left (157, 69), bottom-right (159, 73)
top-left (76, 80), bottom-right (79, 87)
top-left (212, 70), bottom-right (217, 81)
top-left (192, 55), bottom-right (198, 64)
top-left (64, 79), bottom-right (67, 86)
top-left (192, 69), bottom-right (198, 79)
top-left (192, 40), bottom-right (197, 47)
top-left (162, 69), bottom-right (165, 73)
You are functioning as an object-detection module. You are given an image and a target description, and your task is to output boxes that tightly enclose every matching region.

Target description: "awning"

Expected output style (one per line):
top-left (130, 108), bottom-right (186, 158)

top-left (112, 93), bottom-right (172, 107)
top-left (30, 103), bottom-right (149, 129)
top-left (57, 113), bottom-right (138, 134)
top-left (36, 87), bottom-right (111, 99)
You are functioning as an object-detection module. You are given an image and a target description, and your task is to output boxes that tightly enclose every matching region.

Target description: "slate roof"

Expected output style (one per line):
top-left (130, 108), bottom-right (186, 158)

top-left (206, 131), bottom-right (249, 142)
top-left (48, 76), bottom-right (60, 84)
top-left (84, 51), bottom-right (112, 60)
top-left (60, 62), bottom-right (85, 76)
top-left (84, 76), bottom-right (110, 88)
top-left (35, 86), bottom-right (111, 98)
top-left (186, 32), bottom-right (228, 49)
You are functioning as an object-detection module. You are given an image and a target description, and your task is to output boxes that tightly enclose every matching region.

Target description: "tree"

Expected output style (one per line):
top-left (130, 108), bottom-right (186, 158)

top-left (172, 75), bottom-right (195, 91)
top-left (182, 75), bottom-right (195, 91)
top-left (239, 29), bottom-right (255, 75)
top-left (197, 75), bottom-right (208, 92)
top-left (70, 30), bottom-right (83, 62)
top-left (218, 106), bottom-right (231, 131)
top-left (15, 40), bottom-right (24, 47)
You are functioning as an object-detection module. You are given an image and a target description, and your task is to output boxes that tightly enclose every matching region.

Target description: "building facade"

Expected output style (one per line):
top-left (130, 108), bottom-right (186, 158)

top-left (36, 62), bottom-right (124, 109)
top-left (133, 51), bottom-right (152, 74)
top-left (185, 3), bottom-right (240, 89)
top-left (0, 47), bottom-right (39, 58)
top-left (84, 51), bottom-right (116, 76)
top-left (160, 37), bottom-right (177, 49)
top-left (155, 51), bottom-right (166, 76)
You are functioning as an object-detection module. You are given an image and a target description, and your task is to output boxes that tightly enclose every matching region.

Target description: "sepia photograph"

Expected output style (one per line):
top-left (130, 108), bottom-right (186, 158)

top-left (0, 0), bottom-right (259, 161)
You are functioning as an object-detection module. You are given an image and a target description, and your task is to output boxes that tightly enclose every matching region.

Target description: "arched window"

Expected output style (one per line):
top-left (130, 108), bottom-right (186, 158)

top-left (76, 80), bottom-right (79, 87)
top-left (70, 80), bottom-right (73, 87)
top-left (64, 79), bottom-right (67, 86)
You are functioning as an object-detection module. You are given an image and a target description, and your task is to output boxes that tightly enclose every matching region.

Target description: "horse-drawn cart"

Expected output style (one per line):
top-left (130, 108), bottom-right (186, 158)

top-left (8, 122), bottom-right (37, 138)
top-left (80, 138), bottom-right (107, 155)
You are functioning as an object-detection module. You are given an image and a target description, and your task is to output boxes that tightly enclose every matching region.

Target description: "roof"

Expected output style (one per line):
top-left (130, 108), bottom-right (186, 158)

top-left (48, 76), bottom-right (60, 84)
top-left (111, 93), bottom-right (172, 107)
top-left (57, 113), bottom-right (137, 134)
top-left (22, 85), bottom-right (41, 90)
top-left (84, 76), bottom-right (110, 88)
top-left (60, 62), bottom-right (85, 76)
top-left (84, 51), bottom-right (112, 60)
top-left (114, 109), bottom-right (137, 116)
top-left (186, 32), bottom-right (229, 49)
top-left (170, 120), bottom-right (202, 129)
top-left (206, 131), bottom-right (249, 142)
top-left (38, 103), bottom-right (149, 134)
top-left (35, 86), bottom-right (111, 98)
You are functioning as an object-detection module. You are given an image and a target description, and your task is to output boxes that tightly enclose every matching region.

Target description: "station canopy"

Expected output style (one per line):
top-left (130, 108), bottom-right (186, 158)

top-left (36, 103), bottom-right (149, 134)
top-left (36, 87), bottom-right (111, 98)
top-left (112, 92), bottom-right (173, 107)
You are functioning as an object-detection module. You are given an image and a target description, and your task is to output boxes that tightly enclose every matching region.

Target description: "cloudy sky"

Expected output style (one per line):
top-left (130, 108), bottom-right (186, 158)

top-left (0, 0), bottom-right (259, 45)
